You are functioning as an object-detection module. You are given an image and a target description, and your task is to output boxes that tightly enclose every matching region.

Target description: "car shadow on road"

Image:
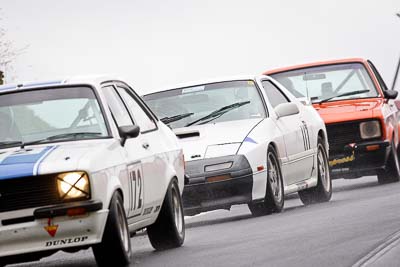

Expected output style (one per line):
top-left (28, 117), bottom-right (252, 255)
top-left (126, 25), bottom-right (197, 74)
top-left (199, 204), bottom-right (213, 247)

top-left (332, 180), bottom-right (380, 193)
top-left (181, 178), bottom-right (383, 230)
top-left (16, 260), bottom-right (96, 267)
top-left (15, 251), bottom-right (97, 267)
top-left (184, 198), bottom-right (314, 229)
top-left (186, 213), bottom-right (253, 229)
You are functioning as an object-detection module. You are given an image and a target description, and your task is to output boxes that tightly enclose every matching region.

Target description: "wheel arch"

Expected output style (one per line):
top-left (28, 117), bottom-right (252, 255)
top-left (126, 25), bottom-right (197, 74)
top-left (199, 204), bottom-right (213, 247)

top-left (155, 175), bottom-right (180, 218)
top-left (267, 141), bottom-right (284, 174)
top-left (115, 188), bottom-right (124, 202)
top-left (163, 162), bottom-right (183, 194)
top-left (103, 174), bottom-right (125, 210)
top-left (163, 176), bottom-right (180, 198)
top-left (317, 129), bottom-right (326, 142)
top-left (265, 141), bottom-right (283, 171)
top-left (317, 129), bottom-right (329, 154)
top-left (267, 141), bottom-right (279, 157)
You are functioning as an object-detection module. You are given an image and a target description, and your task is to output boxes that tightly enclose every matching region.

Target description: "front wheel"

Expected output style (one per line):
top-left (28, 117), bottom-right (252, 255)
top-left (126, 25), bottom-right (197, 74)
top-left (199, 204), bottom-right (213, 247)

top-left (299, 136), bottom-right (332, 205)
top-left (93, 192), bottom-right (132, 267)
top-left (147, 179), bottom-right (185, 250)
top-left (248, 146), bottom-right (284, 216)
top-left (377, 139), bottom-right (400, 184)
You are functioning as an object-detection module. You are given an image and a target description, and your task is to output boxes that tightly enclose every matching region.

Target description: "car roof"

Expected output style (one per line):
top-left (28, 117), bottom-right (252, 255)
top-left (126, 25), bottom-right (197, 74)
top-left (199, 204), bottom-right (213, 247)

top-left (264, 58), bottom-right (368, 75)
top-left (145, 74), bottom-right (270, 95)
top-left (0, 74), bottom-right (124, 94)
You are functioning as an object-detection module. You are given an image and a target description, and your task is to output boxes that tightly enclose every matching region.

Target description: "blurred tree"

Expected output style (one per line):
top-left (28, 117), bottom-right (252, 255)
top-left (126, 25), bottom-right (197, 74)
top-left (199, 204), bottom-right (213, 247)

top-left (0, 23), bottom-right (15, 82)
top-left (0, 8), bottom-right (27, 83)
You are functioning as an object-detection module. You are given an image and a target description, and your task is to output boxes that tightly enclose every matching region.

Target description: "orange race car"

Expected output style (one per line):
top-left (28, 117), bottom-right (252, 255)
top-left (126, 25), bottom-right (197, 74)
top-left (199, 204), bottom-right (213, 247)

top-left (264, 58), bottom-right (400, 183)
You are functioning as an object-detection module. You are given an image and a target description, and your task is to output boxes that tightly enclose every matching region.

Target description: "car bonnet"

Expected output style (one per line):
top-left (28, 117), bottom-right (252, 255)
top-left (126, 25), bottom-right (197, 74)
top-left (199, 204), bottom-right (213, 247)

top-left (0, 139), bottom-right (115, 180)
top-left (173, 118), bottom-right (262, 161)
top-left (313, 98), bottom-right (383, 124)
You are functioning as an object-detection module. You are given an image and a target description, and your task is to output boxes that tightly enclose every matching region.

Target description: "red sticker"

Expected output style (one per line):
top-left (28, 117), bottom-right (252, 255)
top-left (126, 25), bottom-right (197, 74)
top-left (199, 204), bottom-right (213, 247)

top-left (44, 218), bottom-right (59, 237)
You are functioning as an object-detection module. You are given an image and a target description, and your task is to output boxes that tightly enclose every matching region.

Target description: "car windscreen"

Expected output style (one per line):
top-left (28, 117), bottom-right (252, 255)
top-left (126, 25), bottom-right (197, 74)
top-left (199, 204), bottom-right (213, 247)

top-left (143, 80), bottom-right (266, 129)
top-left (0, 86), bottom-right (109, 147)
top-left (270, 63), bottom-right (379, 103)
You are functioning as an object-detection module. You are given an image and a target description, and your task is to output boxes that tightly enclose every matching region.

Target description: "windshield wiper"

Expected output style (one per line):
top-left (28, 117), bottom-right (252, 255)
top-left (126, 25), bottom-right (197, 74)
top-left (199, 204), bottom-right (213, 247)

top-left (317, 90), bottom-right (370, 104)
top-left (21, 132), bottom-right (103, 148)
top-left (186, 101), bottom-right (250, 127)
top-left (160, 113), bottom-right (194, 125)
top-left (0, 141), bottom-right (23, 148)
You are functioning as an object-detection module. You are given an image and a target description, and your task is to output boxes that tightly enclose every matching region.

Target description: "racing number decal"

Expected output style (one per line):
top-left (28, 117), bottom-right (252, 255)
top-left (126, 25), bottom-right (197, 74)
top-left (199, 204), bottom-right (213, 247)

top-left (301, 121), bottom-right (311, 150)
top-left (128, 163), bottom-right (144, 217)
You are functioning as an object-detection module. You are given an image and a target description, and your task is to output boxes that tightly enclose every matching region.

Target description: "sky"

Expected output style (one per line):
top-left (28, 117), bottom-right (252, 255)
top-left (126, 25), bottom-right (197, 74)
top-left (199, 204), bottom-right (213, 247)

top-left (1, 0), bottom-right (400, 95)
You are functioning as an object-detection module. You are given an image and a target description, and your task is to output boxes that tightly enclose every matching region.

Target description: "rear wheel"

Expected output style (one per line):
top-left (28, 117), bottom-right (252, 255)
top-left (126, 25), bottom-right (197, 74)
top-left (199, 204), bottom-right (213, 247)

top-left (93, 192), bottom-right (131, 267)
top-left (147, 179), bottom-right (185, 250)
top-left (377, 139), bottom-right (400, 184)
top-left (248, 146), bottom-right (284, 216)
top-left (299, 136), bottom-right (332, 205)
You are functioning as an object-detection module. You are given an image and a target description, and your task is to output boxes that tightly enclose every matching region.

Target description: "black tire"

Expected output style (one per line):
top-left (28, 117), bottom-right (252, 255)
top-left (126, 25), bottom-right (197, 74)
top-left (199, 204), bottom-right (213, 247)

top-left (377, 139), bottom-right (400, 184)
top-left (147, 179), bottom-right (185, 250)
top-left (248, 146), bottom-right (284, 216)
top-left (93, 192), bottom-right (132, 267)
top-left (299, 136), bottom-right (332, 205)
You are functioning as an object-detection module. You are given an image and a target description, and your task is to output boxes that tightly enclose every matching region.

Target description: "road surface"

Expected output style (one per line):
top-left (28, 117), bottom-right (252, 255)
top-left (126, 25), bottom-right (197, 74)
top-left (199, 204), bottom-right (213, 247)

top-left (10, 176), bottom-right (400, 267)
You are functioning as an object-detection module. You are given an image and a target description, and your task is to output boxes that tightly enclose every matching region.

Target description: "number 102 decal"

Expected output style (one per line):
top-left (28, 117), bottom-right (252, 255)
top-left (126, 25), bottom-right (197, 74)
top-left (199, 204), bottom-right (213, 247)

top-left (127, 163), bottom-right (144, 217)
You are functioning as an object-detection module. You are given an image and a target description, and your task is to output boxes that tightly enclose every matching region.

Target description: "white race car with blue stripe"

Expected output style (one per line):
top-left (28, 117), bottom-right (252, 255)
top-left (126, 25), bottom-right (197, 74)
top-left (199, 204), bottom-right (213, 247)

top-left (143, 75), bottom-right (332, 217)
top-left (0, 77), bottom-right (185, 267)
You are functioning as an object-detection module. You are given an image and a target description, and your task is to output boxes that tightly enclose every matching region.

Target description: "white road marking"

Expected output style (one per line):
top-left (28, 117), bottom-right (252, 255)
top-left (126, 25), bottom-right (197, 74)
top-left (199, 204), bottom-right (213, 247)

top-left (352, 228), bottom-right (400, 267)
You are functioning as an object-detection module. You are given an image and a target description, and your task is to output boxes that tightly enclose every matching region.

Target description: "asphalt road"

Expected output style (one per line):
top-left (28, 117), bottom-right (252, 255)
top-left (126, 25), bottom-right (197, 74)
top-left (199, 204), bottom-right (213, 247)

top-left (11, 176), bottom-right (400, 267)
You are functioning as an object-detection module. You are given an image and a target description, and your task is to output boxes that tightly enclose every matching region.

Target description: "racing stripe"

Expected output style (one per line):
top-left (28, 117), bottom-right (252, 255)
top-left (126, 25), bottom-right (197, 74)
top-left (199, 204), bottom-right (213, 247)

top-left (244, 137), bottom-right (258, 144)
top-left (33, 146), bottom-right (57, 175)
top-left (0, 146), bottom-right (55, 180)
top-left (0, 151), bottom-right (12, 164)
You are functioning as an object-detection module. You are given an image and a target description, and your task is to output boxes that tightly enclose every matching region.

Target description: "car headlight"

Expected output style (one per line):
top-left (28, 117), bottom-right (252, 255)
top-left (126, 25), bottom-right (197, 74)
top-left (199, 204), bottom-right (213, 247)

top-left (204, 162), bottom-right (233, 172)
top-left (360, 120), bottom-right (381, 139)
top-left (57, 172), bottom-right (90, 200)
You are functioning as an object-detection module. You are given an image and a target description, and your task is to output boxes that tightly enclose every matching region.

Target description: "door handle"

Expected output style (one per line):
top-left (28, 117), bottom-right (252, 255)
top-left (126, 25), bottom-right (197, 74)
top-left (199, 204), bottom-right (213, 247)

top-left (142, 142), bottom-right (150, 149)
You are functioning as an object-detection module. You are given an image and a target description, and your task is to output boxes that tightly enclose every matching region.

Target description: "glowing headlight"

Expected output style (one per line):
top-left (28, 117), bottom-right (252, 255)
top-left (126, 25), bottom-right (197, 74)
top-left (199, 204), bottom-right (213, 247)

top-left (360, 121), bottom-right (381, 139)
top-left (57, 172), bottom-right (90, 200)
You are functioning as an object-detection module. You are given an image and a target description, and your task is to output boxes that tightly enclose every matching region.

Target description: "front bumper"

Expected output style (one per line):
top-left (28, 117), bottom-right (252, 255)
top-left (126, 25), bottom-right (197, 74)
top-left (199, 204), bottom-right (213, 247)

top-left (329, 140), bottom-right (390, 179)
top-left (0, 200), bottom-right (107, 259)
top-left (183, 155), bottom-right (253, 215)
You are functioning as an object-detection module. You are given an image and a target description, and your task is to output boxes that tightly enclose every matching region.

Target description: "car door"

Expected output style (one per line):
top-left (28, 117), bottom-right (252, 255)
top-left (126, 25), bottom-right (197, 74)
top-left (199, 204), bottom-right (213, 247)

top-left (101, 84), bottom-right (150, 222)
top-left (114, 83), bottom-right (167, 215)
top-left (260, 79), bottom-right (313, 185)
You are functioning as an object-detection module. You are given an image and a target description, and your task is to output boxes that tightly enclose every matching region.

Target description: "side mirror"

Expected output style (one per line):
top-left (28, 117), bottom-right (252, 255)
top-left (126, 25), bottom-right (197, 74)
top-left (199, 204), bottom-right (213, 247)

top-left (119, 125), bottom-right (140, 146)
top-left (275, 102), bottom-right (300, 119)
top-left (383, 90), bottom-right (398, 100)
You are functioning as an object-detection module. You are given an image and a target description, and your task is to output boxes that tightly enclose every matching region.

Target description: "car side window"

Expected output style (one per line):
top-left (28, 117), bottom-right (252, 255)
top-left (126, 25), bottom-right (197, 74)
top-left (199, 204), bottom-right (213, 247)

top-left (261, 80), bottom-right (290, 108)
top-left (102, 85), bottom-right (134, 127)
top-left (116, 86), bottom-right (157, 133)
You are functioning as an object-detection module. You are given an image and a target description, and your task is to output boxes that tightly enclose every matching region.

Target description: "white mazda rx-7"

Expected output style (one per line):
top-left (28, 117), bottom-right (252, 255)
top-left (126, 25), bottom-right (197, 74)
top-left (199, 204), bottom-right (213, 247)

top-left (143, 75), bottom-right (331, 216)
